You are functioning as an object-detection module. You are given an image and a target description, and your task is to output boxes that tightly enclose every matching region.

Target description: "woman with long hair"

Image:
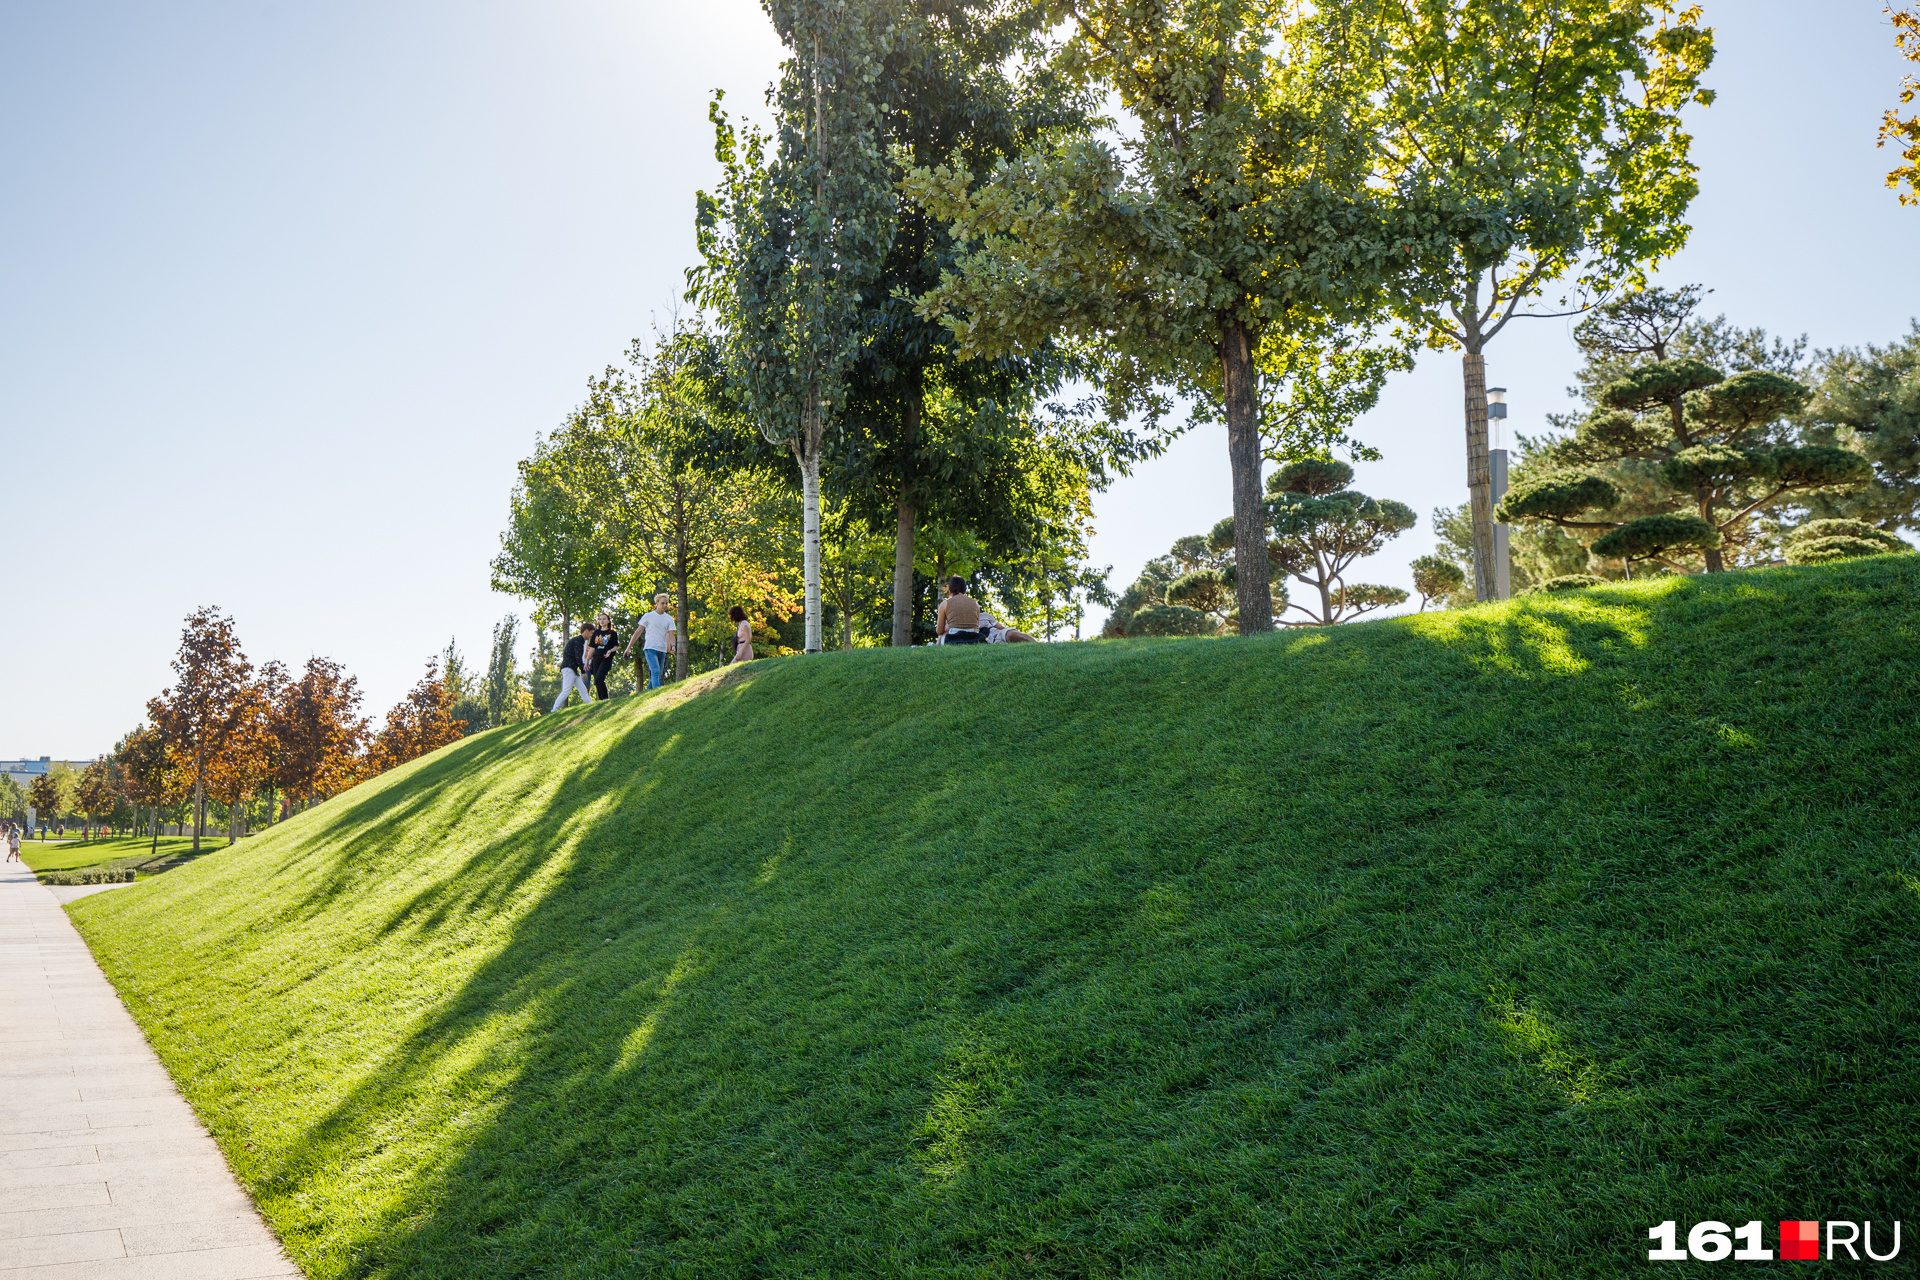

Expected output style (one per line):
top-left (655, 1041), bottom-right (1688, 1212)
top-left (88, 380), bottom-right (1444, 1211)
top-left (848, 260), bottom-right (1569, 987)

top-left (728, 606), bottom-right (754, 664)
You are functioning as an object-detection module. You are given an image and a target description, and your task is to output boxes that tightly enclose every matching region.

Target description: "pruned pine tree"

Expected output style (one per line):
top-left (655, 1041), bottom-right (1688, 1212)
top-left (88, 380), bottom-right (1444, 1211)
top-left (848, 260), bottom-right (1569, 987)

top-left (1360, 0), bottom-right (1715, 600)
top-left (907, 3), bottom-right (1408, 634)
top-left (1254, 460), bottom-right (1413, 626)
top-left (1410, 555), bottom-right (1466, 611)
top-left (1499, 290), bottom-right (1872, 575)
top-left (692, 1), bottom-right (898, 653)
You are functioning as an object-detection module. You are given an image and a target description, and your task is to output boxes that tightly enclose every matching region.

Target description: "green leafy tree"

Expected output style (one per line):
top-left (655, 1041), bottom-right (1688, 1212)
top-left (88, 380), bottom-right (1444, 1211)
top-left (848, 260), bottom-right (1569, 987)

top-left (692, 0), bottom-right (899, 653)
top-left (0, 773), bottom-right (26, 825)
top-left (1410, 555), bottom-right (1466, 611)
top-left (483, 615), bottom-right (530, 727)
top-left (116, 725), bottom-right (180, 853)
top-left (907, 4), bottom-right (1418, 633)
top-left (1254, 460), bottom-right (1413, 625)
top-left (1502, 289), bottom-right (1870, 574)
top-left (1362, 0), bottom-right (1716, 600)
top-left (1800, 321), bottom-right (1920, 531)
top-left (491, 442), bottom-right (621, 644)
top-left (28, 771), bottom-right (63, 829)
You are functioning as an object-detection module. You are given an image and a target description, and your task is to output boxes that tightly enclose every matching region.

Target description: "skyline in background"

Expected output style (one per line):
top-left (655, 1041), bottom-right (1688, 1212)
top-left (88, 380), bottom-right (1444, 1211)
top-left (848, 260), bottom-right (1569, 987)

top-left (4, 0), bottom-right (1916, 758)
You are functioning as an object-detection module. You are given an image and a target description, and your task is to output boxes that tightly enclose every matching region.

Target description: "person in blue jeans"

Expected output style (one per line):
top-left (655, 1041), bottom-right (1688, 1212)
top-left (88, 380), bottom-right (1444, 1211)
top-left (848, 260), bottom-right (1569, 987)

top-left (625, 593), bottom-right (678, 690)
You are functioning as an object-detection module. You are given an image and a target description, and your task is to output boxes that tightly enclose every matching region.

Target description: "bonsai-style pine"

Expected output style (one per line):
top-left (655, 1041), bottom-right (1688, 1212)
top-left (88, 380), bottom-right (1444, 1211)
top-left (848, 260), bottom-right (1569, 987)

top-left (1241, 459), bottom-right (1413, 625)
top-left (1499, 290), bottom-right (1870, 574)
top-left (1783, 519), bottom-right (1911, 565)
top-left (1409, 555), bottom-right (1465, 611)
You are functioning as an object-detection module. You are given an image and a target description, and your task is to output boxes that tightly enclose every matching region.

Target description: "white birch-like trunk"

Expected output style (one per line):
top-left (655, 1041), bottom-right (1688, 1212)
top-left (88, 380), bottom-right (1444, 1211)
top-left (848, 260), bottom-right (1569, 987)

top-left (799, 440), bottom-right (823, 654)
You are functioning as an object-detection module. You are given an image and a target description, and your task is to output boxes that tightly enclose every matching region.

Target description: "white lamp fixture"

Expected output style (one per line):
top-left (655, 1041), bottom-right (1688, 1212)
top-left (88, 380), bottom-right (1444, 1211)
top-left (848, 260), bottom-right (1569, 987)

top-left (1486, 387), bottom-right (1508, 418)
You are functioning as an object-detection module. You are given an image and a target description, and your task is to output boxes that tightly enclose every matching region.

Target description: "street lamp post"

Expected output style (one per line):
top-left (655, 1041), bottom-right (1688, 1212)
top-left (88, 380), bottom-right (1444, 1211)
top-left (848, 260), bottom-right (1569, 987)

top-left (1488, 388), bottom-right (1511, 600)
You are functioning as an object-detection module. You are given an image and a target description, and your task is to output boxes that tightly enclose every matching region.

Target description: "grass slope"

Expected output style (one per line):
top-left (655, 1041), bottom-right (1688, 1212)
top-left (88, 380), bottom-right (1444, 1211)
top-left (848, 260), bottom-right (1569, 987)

top-left (70, 558), bottom-right (1920, 1279)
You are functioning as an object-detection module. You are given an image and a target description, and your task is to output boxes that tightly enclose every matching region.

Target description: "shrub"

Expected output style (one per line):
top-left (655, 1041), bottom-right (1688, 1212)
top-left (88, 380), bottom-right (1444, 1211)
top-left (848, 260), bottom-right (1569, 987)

top-left (1522, 574), bottom-right (1608, 595)
top-left (1124, 604), bottom-right (1217, 637)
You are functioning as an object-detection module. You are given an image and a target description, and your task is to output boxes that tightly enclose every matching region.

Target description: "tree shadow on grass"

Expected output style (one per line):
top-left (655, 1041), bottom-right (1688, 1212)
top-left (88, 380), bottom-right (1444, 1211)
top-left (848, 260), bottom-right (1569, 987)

top-left (221, 560), bottom-right (1920, 1278)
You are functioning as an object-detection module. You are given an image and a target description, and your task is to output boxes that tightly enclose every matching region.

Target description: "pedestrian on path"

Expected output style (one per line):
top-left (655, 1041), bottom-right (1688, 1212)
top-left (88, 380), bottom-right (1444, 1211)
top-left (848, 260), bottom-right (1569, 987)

top-left (5, 825), bottom-right (18, 863)
top-left (589, 611), bottom-right (622, 701)
top-left (729, 606), bottom-right (755, 664)
top-left (626, 593), bottom-right (678, 690)
top-left (552, 621), bottom-right (598, 711)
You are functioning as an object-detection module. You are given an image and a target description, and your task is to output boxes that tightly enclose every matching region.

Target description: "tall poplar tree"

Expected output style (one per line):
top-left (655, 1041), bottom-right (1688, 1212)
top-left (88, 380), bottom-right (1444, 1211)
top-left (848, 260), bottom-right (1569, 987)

top-left (1358, 0), bottom-right (1715, 600)
top-left (692, 1), bottom-right (899, 653)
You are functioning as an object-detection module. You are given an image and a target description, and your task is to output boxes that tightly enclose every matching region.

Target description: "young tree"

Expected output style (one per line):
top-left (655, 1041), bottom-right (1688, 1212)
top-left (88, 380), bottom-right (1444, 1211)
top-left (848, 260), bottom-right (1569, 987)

top-left (272, 656), bottom-right (369, 810)
top-left (1362, 0), bottom-right (1716, 600)
top-left (0, 774), bottom-right (26, 826)
top-left (1500, 290), bottom-right (1871, 573)
top-left (1253, 460), bottom-right (1414, 625)
top-left (206, 675), bottom-right (275, 845)
top-left (117, 725), bottom-right (180, 855)
top-left (491, 443), bottom-right (621, 643)
top-left (693, 0), bottom-right (899, 653)
top-left (908, 5), bottom-right (1410, 634)
top-left (28, 771), bottom-right (63, 831)
top-left (368, 659), bottom-right (466, 774)
top-left (484, 615), bottom-right (530, 727)
top-left (147, 606), bottom-right (253, 852)
top-left (1884, 3), bottom-right (1920, 205)
top-left (75, 758), bottom-right (121, 840)
top-left (1410, 555), bottom-right (1466, 611)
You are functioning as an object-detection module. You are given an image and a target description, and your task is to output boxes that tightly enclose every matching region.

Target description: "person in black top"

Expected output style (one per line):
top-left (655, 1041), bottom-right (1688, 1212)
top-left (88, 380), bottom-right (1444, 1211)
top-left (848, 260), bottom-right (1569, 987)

top-left (588, 611), bottom-right (621, 701)
top-left (552, 620), bottom-right (597, 711)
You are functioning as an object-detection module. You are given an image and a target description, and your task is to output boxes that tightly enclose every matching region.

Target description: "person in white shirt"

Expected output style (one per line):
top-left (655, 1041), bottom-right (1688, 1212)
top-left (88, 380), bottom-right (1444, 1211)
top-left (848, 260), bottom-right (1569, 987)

top-left (625, 593), bottom-right (679, 690)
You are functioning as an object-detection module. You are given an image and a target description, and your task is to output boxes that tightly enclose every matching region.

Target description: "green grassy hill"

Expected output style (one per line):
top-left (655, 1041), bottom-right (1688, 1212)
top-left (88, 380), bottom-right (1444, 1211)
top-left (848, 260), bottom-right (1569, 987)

top-left (72, 558), bottom-right (1920, 1278)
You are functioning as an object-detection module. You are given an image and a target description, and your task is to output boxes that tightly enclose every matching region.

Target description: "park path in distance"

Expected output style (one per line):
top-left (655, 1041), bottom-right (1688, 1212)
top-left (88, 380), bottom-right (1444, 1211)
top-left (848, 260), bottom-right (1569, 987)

top-left (0, 859), bottom-right (300, 1279)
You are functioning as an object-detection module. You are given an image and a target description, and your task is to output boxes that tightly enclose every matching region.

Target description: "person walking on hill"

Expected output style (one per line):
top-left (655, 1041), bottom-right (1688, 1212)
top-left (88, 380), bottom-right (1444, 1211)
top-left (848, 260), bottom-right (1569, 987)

top-left (936, 576), bottom-right (984, 644)
top-left (626, 594), bottom-right (677, 690)
top-left (589, 612), bottom-right (621, 701)
top-left (729, 606), bottom-right (754, 664)
top-left (552, 621), bottom-right (597, 711)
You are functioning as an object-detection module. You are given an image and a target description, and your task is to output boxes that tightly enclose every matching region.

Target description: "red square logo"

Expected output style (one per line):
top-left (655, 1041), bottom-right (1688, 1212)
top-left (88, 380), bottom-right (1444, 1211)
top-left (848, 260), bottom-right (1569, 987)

top-left (1781, 1220), bottom-right (1820, 1261)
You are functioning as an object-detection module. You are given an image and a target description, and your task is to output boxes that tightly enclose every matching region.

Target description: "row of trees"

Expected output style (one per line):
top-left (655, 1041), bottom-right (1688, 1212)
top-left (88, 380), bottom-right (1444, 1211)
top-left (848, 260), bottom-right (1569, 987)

top-left (102, 608), bottom-right (471, 852)
top-left (529, 1), bottom-right (1916, 640)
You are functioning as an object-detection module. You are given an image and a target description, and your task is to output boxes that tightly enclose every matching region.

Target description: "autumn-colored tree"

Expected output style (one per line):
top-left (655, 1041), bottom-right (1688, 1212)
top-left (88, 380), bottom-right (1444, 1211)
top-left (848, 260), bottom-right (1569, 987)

top-left (74, 758), bottom-right (121, 839)
top-left (271, 656), bottom-right (369, 810)
top-left (368, 659), bottom-right (466, 774)
top-left (147, 607), bottom-right (254, 852)
top-left (1885, 4), bottom-right (1920, 206)
top-left (117, 725), bottom-right (182, 855)
top-left (28, 771), bottom-right (63, 829)
top-left (206, 663), bottom-right (281, 844)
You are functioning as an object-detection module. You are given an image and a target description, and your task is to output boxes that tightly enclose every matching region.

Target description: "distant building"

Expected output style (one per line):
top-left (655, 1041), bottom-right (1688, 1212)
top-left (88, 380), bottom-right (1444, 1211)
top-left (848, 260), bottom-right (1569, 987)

top-left (2, 757), bottom-right (89, 793)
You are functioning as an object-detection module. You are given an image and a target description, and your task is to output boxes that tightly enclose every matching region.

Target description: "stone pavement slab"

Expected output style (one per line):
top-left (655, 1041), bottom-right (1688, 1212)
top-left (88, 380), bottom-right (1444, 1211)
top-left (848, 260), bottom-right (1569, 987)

top-left (0, 861), bottom-right (300, 1278)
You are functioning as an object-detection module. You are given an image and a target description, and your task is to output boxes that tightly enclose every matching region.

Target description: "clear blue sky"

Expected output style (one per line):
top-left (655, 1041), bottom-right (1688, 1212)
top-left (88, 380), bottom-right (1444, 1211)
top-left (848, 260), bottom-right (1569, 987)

top-left (4, 1), bottom-right (1915, 759)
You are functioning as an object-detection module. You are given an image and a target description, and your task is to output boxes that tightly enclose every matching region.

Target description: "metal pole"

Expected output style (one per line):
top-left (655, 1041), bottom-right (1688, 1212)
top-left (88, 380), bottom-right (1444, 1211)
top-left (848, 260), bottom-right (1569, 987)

top-left (1491, 449), bottom-right (1511, 600)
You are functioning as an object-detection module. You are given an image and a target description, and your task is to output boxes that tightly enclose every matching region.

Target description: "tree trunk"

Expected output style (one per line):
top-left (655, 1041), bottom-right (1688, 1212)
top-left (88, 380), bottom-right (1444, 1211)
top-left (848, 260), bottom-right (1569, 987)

top-left (891, 500), bottom-right (916, 647)
top-left (796, 427), bottom-right (823, 654)
top-left (675, 566), bottom-right (690, 681)
top-left (1462, 350), bottom-right (1497, 602)
top-left (1698, 492), bottom-right (1725, 571)
top-left (1220, 318), bottom-right (1274, 633)
top-left (192, 777), bottom-right (203, 853)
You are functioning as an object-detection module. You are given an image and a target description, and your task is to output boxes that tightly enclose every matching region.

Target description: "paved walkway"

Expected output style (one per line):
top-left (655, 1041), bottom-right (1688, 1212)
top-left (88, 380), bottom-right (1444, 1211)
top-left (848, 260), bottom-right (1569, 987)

top-left (0, 860), bottom-right (299, 1278)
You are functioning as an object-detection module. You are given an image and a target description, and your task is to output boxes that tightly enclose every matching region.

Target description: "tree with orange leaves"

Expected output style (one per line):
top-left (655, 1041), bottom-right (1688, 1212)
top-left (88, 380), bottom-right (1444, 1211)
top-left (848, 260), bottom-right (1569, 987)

top-left (271, 656), bottom-right (369, 812)
top-left (148, 606), bottom-right (253, 853)
top-left (367, 658), bottom-right (466, 774)
top-left (117, 725), bottom-right (183, 856)
top-left (1885, 5), bottom-right (1920, 206)
top-left (206, 662), bottom-right (284, 844)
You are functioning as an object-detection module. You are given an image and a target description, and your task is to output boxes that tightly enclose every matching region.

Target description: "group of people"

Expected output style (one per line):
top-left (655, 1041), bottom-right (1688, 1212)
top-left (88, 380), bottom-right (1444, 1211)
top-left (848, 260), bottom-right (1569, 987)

top-left (4, 823), bottom-right (22, 864)
top-left (548, 579), bottom-right (1028, 713)
top-left (550, 594), bottom-right (757, 712)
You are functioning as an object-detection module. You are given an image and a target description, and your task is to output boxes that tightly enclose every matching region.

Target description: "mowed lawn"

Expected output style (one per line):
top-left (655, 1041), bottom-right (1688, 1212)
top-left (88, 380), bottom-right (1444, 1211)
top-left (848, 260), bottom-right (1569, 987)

top-left (22, 835), bottom-right (221, 877)
top-left (68, 557), bottom-right (1920, 1279)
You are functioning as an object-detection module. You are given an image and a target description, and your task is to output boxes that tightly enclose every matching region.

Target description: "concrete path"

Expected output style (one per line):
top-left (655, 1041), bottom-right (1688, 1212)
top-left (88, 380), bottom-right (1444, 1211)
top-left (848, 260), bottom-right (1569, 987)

top-left (0, 860), bottom-right (300, 1279)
